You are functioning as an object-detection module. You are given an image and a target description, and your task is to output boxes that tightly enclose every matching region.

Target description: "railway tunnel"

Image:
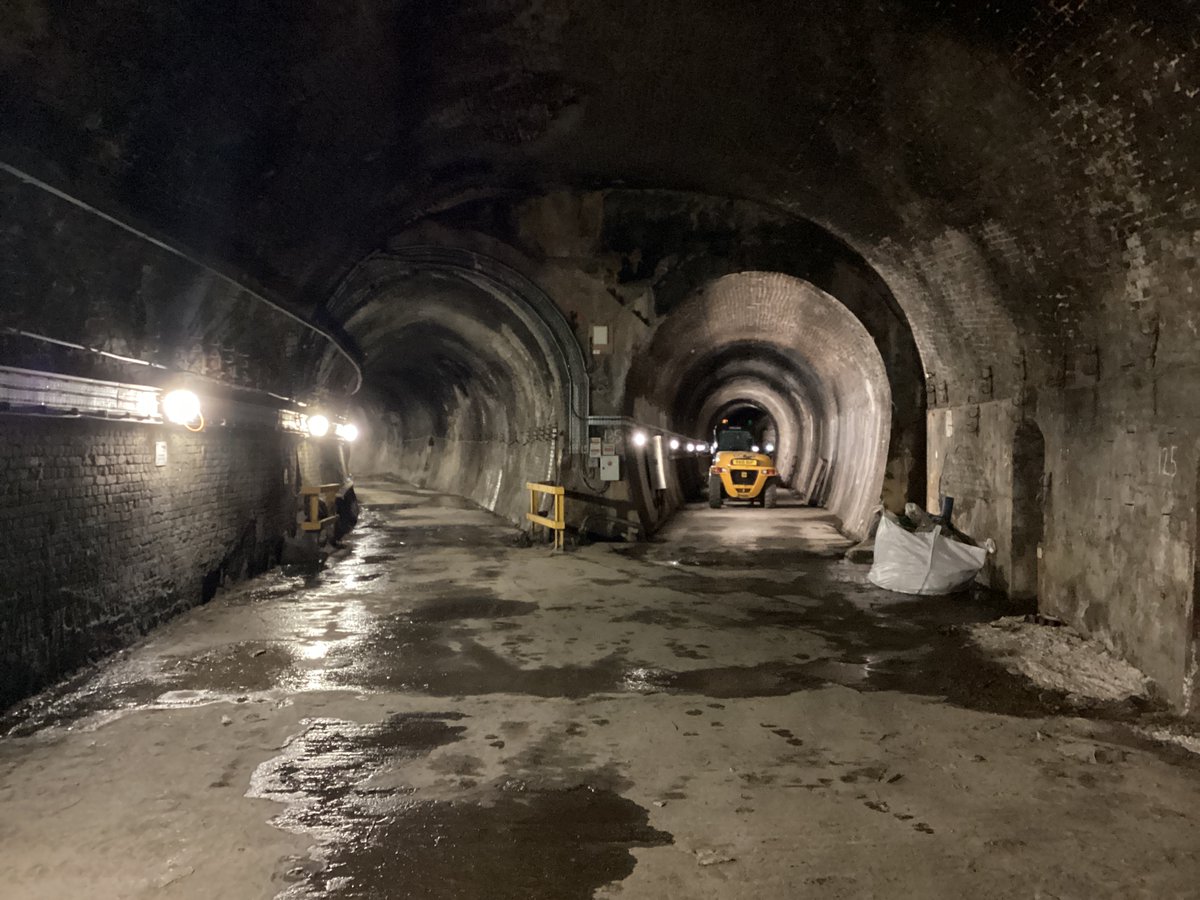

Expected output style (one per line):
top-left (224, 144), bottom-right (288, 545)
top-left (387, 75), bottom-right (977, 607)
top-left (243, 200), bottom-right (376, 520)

top-left (2, 2), bottom-right (1200, 897)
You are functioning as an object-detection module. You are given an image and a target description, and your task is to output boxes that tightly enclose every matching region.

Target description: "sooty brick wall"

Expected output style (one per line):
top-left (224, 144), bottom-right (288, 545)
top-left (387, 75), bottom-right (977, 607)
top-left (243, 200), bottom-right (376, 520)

top-left (0, 417), bottom-right (324, 710)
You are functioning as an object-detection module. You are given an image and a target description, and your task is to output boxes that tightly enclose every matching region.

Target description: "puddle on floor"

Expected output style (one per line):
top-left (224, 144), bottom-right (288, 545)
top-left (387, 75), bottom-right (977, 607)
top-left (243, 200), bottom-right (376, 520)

top-left (0, 665), bottom-right (165, 737)
top-left (374, 523), bottom-right (516, 553)
top-left (250, 714), bottom-right (670, 899)
top-left (362, 495), bottom-right (482, 511)
top-left (611, 609), bottom-right (692, 627)
top-left (159, 643), bottom-right (302, 693)
top-left (251, 713), bottom-right (467, 812)
top-left (293, 785), bottom-right (672, 899)
top-left (405, 593), bottom-right (538, 623)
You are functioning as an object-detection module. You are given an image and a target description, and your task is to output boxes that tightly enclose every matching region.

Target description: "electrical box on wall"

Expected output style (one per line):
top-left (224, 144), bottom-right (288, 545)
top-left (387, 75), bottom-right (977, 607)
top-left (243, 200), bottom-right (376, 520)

top-left (599, 455), bottom-right (620, 481)
top-left (591, 325), bottom-right (610, 355)
top-left (154, 441), bottom-right (168, 467)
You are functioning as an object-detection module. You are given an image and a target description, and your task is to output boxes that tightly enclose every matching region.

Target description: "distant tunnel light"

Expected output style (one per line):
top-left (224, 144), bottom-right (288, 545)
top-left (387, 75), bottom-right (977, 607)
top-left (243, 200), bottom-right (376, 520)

top-left (686, 442), bottom-right (695, 452)
top-left (631, 430), bottom-right (648, 448)
top-left (765, 443), bottom-right (775, 453)
top-left (669, 438), bottom-right (680, 450)
top-left (336, 422), bottom-right (359, 442)
top-left (307, 414), bottom-right (331, 437)
top-left (751, 445), bottom-right (760, 453)
top-left (161, 389), bottom-right (201, 425)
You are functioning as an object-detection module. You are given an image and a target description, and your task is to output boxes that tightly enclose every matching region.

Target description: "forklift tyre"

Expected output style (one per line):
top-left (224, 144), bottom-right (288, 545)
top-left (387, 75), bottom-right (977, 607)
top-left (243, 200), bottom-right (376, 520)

top-left (763, 481), bottom-right (779, 509)
top-left (708, 475), bottom-right (723, 508)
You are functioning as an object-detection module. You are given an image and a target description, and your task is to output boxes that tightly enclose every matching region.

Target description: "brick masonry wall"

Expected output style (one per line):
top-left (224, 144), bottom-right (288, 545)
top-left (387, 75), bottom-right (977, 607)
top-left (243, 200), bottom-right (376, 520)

top-left (0, 139), bottom-right (356, 711)
top-left (0, 417), bottom-right (330, 710)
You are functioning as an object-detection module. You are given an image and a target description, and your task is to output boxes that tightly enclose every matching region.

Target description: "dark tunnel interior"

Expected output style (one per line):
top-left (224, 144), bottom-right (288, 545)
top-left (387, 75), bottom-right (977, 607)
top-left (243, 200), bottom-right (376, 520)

top-left (2, 2), bottom-right (1200, 895)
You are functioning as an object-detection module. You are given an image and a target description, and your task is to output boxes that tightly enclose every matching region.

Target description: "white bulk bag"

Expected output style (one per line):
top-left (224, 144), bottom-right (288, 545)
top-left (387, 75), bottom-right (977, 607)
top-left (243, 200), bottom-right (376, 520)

top-left (867, 515), bottom-right (988, 595)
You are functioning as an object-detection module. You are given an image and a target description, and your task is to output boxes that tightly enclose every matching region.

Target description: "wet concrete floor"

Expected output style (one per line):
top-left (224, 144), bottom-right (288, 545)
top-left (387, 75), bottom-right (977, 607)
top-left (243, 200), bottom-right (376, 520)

top-left (2, 481), bottom-right (1200, 898)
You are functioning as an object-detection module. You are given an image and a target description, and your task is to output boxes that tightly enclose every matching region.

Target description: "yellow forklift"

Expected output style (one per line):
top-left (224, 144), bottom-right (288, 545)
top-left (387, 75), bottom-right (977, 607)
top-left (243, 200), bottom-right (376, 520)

top-left (708, 427), bottom-right (779, 508)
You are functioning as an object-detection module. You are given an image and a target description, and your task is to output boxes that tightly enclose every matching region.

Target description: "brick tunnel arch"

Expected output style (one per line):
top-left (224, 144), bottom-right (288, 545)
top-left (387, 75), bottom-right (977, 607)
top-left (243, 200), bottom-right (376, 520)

top-left (320, 246), bottom-right (590, 521)
top-left (695, 377), bottom-right (820, 493)
top-left (705, 401), bottom-right (782, 454)
top-left (403, 189), bottom-right (928, 515)
top-left (580, 189), bottom-right (927, 513)
top-left (631, 271), bottom-right (891, 537)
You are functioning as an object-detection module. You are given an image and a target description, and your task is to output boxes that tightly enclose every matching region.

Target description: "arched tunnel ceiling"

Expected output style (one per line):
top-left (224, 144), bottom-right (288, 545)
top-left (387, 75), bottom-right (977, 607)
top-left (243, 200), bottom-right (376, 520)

top-left (2, 0), bottom-right (1196, 407)
top-left (676, 346), bottom-right (830, 441)
top-left (697, 378), bottom-right (817, 494)
top-left (635, 272), bottom-right (889, 426)
top-left (335, 267), bottom-right (565, 441)
top-left (335, 262), bottom-right (569, 518)
top-left (633, 271), bottom-right (891, 535)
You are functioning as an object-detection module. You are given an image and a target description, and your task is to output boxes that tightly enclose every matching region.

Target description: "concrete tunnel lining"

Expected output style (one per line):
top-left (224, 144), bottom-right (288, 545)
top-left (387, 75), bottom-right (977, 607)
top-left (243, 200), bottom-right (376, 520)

top-left (325, 249), bottom-right (590, 521)
top-left (325, 246), bottom-right (590, 448)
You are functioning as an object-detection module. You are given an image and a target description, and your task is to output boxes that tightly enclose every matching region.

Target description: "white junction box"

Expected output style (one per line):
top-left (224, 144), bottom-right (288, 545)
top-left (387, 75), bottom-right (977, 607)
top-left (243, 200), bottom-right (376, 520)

top-left (591, 325), bottom-right (610, 354)
top-left (599, 455), bottom-right (620, 481)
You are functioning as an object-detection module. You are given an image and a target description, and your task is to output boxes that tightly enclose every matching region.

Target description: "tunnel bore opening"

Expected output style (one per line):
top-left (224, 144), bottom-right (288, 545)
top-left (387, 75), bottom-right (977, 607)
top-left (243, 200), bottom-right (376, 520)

top-left (710, 403), bottom-right (778, 453)
top-left (321, 249), bottom-right (585, 523)
top-left (630, 271), bottom-right (891, 538)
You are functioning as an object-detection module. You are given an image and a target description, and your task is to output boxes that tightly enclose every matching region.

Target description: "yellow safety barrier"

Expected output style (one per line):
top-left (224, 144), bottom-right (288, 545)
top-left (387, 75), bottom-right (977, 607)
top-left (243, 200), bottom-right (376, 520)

top-left (301, 483), bottom-right (341, 533)
top-left (526, 482), bottom-right (566, 551)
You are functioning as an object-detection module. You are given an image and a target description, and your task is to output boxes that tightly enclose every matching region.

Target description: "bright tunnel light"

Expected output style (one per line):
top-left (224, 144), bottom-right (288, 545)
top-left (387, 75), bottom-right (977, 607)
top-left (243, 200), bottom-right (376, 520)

top-left (337, 422), bottom-right (359, 442)
top-left (669, 438), bottom-right (680, 450)
top-left (751, 445), bottom-right (760, 453)
top-left (307, 414), bottom-right (330, 437)
top-left (631, 430), bottom-right (648, 448)
top-left (765, 443), bottom-right (775, 453)
top-left (161, 389), bottom-right (201, 425)
top-left (686, 442), bottom-right (695, 452)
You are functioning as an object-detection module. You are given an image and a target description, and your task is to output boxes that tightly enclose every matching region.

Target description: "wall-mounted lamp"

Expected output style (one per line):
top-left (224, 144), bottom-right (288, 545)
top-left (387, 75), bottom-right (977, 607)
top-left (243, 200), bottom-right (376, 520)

top-left (669, 438), bottom-right (680, 450)
top-left (631, 430), bottom-right (648, 448)
top-left (336, 422), bottom-right (359, 442)
top-left (306, 413), bottom-right (330, 437)
top-left (162, 389), bottom-right (203, 431)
